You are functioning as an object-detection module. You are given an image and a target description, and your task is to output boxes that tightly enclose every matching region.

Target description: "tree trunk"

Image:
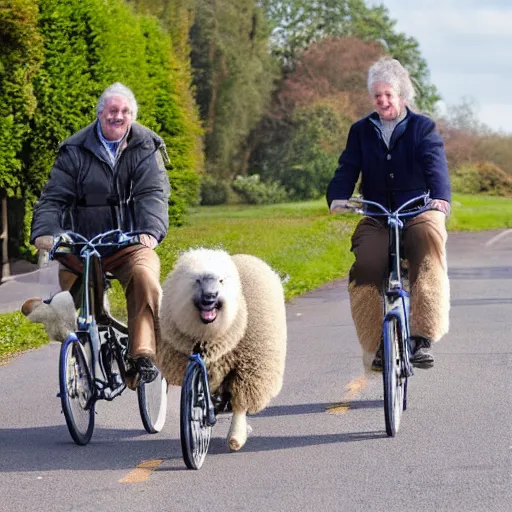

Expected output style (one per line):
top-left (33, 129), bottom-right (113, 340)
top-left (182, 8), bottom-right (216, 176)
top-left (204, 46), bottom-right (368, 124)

top-left (1, 195), bottom-right (10, 281)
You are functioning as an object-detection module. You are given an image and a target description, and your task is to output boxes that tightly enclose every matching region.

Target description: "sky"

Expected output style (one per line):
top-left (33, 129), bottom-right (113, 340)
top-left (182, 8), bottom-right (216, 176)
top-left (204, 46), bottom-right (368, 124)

top-left (368, 0), bottom-right (512, 134)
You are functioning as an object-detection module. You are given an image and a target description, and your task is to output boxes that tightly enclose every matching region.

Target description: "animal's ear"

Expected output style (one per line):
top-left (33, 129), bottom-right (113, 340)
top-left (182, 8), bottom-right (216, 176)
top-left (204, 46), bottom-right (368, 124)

top-left (21, 298), bottom-right (43, 317)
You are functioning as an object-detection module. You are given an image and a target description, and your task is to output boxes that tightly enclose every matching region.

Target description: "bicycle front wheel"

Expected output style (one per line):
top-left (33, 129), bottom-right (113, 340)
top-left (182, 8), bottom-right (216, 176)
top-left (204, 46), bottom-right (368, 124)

top-left (382, 317), bottom-right (405, 437)
top-left (137, 371), bottom-right (168, 433)
top-left (180, 362), bottom-right (212, 470)
top-left (59, 336), bottom-right (95, 445)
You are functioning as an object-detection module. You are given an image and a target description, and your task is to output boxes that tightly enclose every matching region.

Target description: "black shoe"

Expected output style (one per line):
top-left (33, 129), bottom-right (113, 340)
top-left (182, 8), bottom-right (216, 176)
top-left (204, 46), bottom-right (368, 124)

top-left (125, 356), bottom-right (158, 389)
top-left (409, 336), bottom-right (434, 369)
top-left (371, 345), bottom-right (383, 372)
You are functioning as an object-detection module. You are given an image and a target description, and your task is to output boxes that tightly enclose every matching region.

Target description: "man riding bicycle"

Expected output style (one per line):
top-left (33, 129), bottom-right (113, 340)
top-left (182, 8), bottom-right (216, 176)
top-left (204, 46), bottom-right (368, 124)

top-left (327, 58), bottom-right (451, 371)
top-left (30, 82), bottom-right (171, 388)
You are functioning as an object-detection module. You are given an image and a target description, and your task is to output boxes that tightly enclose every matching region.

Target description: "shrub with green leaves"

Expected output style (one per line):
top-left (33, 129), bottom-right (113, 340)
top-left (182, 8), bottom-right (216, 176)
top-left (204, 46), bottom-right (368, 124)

top-left (4, 0), bottom-right (202, 251)
top-left (275, 101), bottom-right (352, 200)
top-left (0, 311), bottom-right (48, 362)
top-left (200, 175), bottom-right (230, 205)
top-left (451, 162), bottom-right (512, 197)
top-left (232, 174), bottom-right (288, 205)
top-left (0, 0), bottom-right (43, 198)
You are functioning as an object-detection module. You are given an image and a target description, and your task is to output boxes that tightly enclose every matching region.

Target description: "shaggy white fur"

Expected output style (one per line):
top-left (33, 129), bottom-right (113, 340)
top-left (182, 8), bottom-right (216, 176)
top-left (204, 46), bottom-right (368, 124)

top-left (21, 291), bottom-right (76, 342)
top-left (157, 248), bottom-right (287, 451)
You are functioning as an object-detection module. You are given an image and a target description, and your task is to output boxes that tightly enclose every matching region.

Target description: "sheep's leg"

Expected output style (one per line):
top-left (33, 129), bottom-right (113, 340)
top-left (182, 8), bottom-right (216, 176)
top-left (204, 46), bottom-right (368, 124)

top-left (227, 409), bottom-right (249, 452)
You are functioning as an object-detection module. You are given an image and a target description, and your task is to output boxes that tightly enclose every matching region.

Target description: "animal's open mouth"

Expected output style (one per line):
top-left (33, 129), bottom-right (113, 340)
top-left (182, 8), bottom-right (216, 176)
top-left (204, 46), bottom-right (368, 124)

top-left (195, 298), bottom-right (221, 324)
top-left (200, 308), bottom-right (218, 323)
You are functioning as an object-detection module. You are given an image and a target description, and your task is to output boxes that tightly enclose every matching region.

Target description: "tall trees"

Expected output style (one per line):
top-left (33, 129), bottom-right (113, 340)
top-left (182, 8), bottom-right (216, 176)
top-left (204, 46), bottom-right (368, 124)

top-left (260, 0), bottom-right (439, 112)
top-left (250, 37), bottom-right (383, 199)
top-left (189, 0), bottom-right (278, 178)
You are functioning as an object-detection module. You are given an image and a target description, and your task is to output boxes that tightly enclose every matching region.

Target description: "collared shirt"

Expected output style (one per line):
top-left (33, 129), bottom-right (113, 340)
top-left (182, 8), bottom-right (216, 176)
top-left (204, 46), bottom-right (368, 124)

top-left (375, 109), bottom-right (407, 148)
top-left (96, 122), bottom-right (127, 167)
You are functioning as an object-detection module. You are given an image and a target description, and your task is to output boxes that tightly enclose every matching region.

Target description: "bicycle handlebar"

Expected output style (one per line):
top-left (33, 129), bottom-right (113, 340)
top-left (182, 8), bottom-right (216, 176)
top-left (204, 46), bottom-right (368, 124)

top-left (49, 229), bottom-right (142, 260)
top-left (343, 193), bottom-right (431, 219)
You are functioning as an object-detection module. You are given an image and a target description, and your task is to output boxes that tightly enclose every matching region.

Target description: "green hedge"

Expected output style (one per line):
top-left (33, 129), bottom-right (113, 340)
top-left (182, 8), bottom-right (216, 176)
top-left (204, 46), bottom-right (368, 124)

top-left (0, 0), bottom-right (43, 197)
top-left (2, 0), bottom-right (203, 250)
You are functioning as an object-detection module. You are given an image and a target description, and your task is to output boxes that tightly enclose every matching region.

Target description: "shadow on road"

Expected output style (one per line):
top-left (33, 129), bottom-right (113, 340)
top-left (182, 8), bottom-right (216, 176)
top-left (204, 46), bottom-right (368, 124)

top-left (207, 430), bottom-right (387, 456)
top-left (0, 425), bottom-right (176, 472)
top-left (0, 420), bottom-right (387, 472)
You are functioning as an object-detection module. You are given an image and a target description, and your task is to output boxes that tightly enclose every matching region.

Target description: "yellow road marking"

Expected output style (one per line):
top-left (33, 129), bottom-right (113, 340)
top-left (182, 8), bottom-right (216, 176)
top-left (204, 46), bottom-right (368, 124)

top-left (119, 459), bottom-right (163, 483)
top-left (326, 403), bottom-right (350, 415)
top-left (326, 376), bottom-right (368, 415)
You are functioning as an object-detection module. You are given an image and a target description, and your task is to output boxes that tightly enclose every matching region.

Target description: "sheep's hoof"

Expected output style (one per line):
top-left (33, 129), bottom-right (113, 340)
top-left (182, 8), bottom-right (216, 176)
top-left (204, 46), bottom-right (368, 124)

top-left (227, 424), bottom-right (252, 452)
top-left (228, 437), bottom-right (244, 452)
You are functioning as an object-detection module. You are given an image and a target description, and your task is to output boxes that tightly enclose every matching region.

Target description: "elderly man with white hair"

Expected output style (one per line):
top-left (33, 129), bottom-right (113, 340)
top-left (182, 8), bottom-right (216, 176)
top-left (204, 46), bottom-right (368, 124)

top-left (327, 57), bottom-right (451, 371)
top-left (30, 82), bottom-right (171, 387)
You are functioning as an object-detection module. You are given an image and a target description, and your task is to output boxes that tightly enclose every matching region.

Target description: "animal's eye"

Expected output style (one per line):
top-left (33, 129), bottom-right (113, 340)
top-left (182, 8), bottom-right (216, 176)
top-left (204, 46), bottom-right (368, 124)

top-left (219, 279), bottom-right (224, 284)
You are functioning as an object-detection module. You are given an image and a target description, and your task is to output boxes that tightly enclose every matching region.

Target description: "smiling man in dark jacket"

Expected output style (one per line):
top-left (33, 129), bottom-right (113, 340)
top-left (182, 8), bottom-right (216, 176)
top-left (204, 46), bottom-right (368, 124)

top-left (327, 58), bottom-right (450, 371)
top-left (31, 82), bottom-right (171, 386)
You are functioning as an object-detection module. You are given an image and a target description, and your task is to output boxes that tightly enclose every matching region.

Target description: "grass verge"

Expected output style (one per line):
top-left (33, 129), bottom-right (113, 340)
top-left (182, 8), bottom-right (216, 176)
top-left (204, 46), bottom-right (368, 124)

top-left (2, 192), bottom-right (511, 361)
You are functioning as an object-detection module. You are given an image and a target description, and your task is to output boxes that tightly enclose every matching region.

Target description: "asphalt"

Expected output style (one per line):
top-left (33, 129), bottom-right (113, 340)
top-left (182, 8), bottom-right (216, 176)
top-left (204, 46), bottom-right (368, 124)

top-left (0, 261), bottom-right (61, 314)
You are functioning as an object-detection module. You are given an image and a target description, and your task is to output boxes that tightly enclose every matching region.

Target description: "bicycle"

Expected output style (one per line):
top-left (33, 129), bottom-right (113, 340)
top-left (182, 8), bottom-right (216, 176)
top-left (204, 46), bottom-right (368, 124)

top-left (343, 193), bottom-right (430, 437)
top-left (49, 229), bottom-right (168, 445)
top-left (179, 344), bottom-right (233, 470)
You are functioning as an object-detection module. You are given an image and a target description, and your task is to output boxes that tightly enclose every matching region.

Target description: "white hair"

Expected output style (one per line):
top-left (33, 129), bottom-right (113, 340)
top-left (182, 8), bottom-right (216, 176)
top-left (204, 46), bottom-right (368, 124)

top-left (367, 58), bottom-right (415, 105)
top-left (96, 82), bottom-right (138, 121)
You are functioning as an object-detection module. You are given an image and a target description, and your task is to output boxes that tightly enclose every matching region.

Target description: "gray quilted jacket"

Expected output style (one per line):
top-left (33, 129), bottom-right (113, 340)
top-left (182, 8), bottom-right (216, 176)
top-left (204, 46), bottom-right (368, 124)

top-left (31, 121), bottom-right (171, 244)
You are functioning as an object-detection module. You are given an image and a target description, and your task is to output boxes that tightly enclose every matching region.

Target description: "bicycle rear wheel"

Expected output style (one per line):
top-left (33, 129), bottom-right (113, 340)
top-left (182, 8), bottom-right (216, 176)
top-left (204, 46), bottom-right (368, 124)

top-left (137, 371), bottom-right (168, 433)
top-left (59, 336), bottom-right (95, 445)
top-left (180, 361), bottom-right (212, 469)
top-left (382, 317), bottom-right (405, 437)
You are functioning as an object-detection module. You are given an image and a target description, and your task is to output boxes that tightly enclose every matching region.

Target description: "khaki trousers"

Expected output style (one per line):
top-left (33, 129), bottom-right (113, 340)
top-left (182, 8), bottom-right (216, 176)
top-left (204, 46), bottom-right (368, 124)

top-left (58, 245), bottom-right (162, 359)
top-left (348, 210), bottom-right (450, 367)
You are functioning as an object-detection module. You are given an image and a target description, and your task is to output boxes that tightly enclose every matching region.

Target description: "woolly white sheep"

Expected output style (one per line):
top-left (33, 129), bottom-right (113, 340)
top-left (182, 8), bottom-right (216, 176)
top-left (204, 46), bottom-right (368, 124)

top-left (157, 248), bottom-right (287, 451)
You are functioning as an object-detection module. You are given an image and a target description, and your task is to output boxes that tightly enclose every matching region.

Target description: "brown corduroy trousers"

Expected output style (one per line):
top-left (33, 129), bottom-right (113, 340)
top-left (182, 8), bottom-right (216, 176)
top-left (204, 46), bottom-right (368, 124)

top-left (58, 244), bottom-right (161, 360)
top-left (348, 210), bottom-right (450, 369)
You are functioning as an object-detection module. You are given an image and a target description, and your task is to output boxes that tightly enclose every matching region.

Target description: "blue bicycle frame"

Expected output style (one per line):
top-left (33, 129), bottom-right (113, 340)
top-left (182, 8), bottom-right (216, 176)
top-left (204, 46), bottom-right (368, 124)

top-left (346, 194), bottom-right (431, 377)
top-left (50, 229), bottom-right (139, 399)
top-left (186, 352), bottom-right (217, 427)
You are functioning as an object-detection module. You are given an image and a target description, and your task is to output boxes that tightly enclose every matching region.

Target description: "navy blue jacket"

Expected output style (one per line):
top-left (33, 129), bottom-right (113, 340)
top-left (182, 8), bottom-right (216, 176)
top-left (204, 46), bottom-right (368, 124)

top-left (326, 108), bottom-right (451, 210)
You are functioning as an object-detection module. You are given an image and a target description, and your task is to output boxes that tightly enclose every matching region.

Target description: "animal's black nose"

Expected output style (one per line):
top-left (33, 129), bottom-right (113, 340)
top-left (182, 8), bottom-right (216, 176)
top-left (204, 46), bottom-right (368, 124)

top-left (202, 291), bottom-right (218, 305)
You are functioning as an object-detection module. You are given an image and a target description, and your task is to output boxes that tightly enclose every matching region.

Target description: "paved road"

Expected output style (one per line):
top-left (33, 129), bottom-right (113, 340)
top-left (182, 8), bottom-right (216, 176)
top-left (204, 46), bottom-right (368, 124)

top-left (0, 262), bottom-right (60, 314)
top-left (0, 231), bottom-right (511, 512)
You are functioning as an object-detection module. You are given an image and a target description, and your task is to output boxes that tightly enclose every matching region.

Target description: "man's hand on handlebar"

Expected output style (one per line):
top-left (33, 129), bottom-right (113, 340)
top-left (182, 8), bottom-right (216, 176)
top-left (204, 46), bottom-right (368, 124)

top-left (429, 199), bottom-right (451, 216)
top-left (34, 235), bottom-right (55, 251)
top-left (140, 234), bottom-right (158, 249)
top-left (329, 199), bottom-right (350, 214)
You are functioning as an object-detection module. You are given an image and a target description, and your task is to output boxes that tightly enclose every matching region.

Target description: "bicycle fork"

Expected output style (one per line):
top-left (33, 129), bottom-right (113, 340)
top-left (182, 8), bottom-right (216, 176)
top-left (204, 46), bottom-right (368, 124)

top-left (188, 354), bottom-right (217, 427)
top-left (384, 290), bottom-right (414, 379)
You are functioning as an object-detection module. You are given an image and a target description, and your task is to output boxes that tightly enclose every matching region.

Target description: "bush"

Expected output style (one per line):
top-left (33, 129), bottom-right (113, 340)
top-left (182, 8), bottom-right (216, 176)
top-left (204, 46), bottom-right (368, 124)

top-left (275, 100), bottom-right (352, 200)
top-left (200, 175), bottom-right (230, 205)
top-left (451, 162), bottom-right (512, 197)
top-left (231, 175), bottom-right (288, 205)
